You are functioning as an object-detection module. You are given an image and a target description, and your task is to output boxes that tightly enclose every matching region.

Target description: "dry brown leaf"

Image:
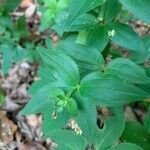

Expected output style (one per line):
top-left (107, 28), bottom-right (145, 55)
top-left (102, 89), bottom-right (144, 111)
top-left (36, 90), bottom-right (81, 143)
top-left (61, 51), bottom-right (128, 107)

top-left (25, 4), bottom-right (36, 18)
top-left (20, 0), bottom-right (33, 8)
top-left (18, 142), bottom-right (47, 150)
top-left (0, 111), bottom-right (17, 144)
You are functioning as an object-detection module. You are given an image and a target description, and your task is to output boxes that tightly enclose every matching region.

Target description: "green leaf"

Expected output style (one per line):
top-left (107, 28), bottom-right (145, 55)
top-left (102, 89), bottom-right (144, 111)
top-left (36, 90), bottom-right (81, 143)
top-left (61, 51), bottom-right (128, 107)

top-left (3, 0), bottom-right (21, 12)
top-left (98, 107), bottom-right (125, 149)
top-left (122, 121), bottom-right (150, 150)
top-left (0, 87), bottom-right (6, 105)
top-left (0, 16), bottom-right (12, 27)
top-left (57, 0), bottom-right (70, 10)
top-left (106, 58), bottom-right (150, 85)
top-left (0, 94), bottom-right (5, 105)
top-left (20, 85), bottom-right (64, 115)
top-left (53, 14), bottom-right (97, 33)
top-left (49, 129), bottom-right (87, 150)
top-left (119, 0), bottom-right (150, 23)
top-left (144, 106), bottom-right (150, 134)
top-left (69, 0), bottom-right (106, 19)
top-left (39, 9), bottom-right (55, 32)
top-left (45, 38), bottom-right (53, 49)
top-left (13, 46), bottom-right (26, 62)
top-left (43, 109), bottom-right (70, 136)
top-left (76, 30), bottom-right (88, 45)
top-left (58, 41), bottom-right (104, 73)
top-left (43, 0), bottom-right (57, 6)
top-left (107, 22), bottom-right (145, 51)
top-left (60, 0), bottom-right (106, 33)
top-left (28, 66), bottom-right (55, 95)
top-left (86, 26), bottom-right (109, 52)
top-left (66, 98), bottom-right (78, 116)
top-left (102, 0), bottom-right (122, 23)
top-left (37, 47), bottom-right (80, 88)
top-left (129, 35), bottom-right (150, 64)
top-left (108, 143), bottom-right (143, 150)
top-left (1, 44), bottom-right (13, 74)
top-left (14, 16), bottom-right (30, 38)
top-left (74, 93), bottom-right (101, 146)
top-left (80, 73), bottom-right (149, 107)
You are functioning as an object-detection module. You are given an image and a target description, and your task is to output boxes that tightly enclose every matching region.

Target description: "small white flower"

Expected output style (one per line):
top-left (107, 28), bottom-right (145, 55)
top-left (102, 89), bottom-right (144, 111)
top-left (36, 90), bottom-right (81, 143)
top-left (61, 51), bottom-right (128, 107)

top-left (51, 112), bottom-right (58, 120)
top-left (108, 29), bottom-right (116, 37)
top-left (1, 123), bottom-right (6, 128)
top-left (74, 127), bottom-right (83, 135)
top-left (69, 119), bottom-right (82, 135)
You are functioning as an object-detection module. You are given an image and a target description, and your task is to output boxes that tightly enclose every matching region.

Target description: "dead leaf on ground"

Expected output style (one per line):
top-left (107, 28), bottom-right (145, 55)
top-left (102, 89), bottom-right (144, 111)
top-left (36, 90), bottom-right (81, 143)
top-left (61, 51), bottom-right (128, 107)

top-left (18, 141), bottom-right (47, 150)
top-left (0, 111), bottom-right (17, 144)
top-left (25, 4), bottom-right (36, 18)
top-left (20, 0), bottom-right (33, 8)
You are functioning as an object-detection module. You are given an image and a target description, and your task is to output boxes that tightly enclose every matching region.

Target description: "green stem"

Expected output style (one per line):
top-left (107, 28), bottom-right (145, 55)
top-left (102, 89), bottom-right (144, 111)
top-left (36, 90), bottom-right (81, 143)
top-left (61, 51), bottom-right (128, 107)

top-left (66, 85), bottom-right (80, 99)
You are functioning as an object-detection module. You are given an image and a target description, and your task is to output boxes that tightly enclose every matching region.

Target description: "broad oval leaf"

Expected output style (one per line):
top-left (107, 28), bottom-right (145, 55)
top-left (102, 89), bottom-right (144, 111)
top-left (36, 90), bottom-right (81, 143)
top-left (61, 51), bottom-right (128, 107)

top-left (107, 22), bottom-right (145, 51)
top-left (129, 35), bottom-right (150, 63)
top-left (1, 44), bottom-right (13, 75)
top-left (68, 0), bottom-right (106, 20)
top-left (119, 0), bottom-right (150, 23)
top-left (20, 85), bottom-right (64, 115)
top-left (122, 121), bottom-right (150, 150)
top-left (98, 107), bottom-right (125, 149)
top-left (106, 58), bottom-right (150, 85)
top-left (65, 98), bottom-right (78, 117)
top-left (102, 0), bottom-right (122, 23)
top-left (121, 121), bottom-right (150, 150)
top-left (53, 14), bottom-right (97, 33)
top-left (108, 143), bottom-right (143, 150)
top-left (28, 67), bottom-right (55, 95)
top-left (49, 129), bottom-right (87, 150)
top-left (74, 93), bottom-right (101, 146)
top-left (37, 47), bottom-right (80, 88)
top-left (61, 0), bottom-right (106, 33)
top-left (43, 109), bottom-right (70, 136)
top-left (80, 74), bottom-right (149, 107)
top-left (58, 41), bottom-right (104, 73)
top-left (87, 26), bottom-right (109, 52)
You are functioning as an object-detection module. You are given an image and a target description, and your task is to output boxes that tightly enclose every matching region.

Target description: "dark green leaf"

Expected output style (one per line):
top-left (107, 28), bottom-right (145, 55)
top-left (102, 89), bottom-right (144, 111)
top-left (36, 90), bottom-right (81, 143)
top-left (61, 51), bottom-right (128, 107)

top-left (28, 67), bottom-right (55, 95)
top-left (98, 107), bottom-right (125, 149)
top-left (87, 26), bottom-right (109, 52)
top-left (49, 129), bottom-right (87, 150)
top-left (53, 14), bottom-right (97, 33)
top-left (144, 106), bottom-right (150, 134)
top-left (1, 44), bottom-right (13, 74)
top-left (43, 110), bottom-right (70, 136)
top-left (80, 74), bottom-right (149, 107)
top-left (39, 9), bottom-right (55, 32)
top-left (58, 41), bottom-right (104, 73)
top-left (129, 35), bottom-right (150, 63)
top-left (37, 47), bottom-right (80, 88)
top-left (75, 93), bottom-right (101, 146)
top-left (13, 46), bottom-right (26, 62)
top-left (122, 121), bottom-right (150, 150)
top-left (107, 22), bottom-right (145, 51)
top-left (102, 0), bottom-right (122, 23)
top-left (119, 0), bottom-right (150, 23)
top-left (60, 0), bottom-right (106, 33)
top-left (66, 98), bottom-right (78, 116)
top-left (3, 0), bottom-right (21, 12)
top-left (20, 85), bottom-right (64, 115)
top-left (0, 87), bottom-right (6, 105)
top-left (69, 0), bottom-right (106, 20)
top-left (108, 143), bottom-right (143, 150)
top-left (106, 58), bottom-right (150, 85)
